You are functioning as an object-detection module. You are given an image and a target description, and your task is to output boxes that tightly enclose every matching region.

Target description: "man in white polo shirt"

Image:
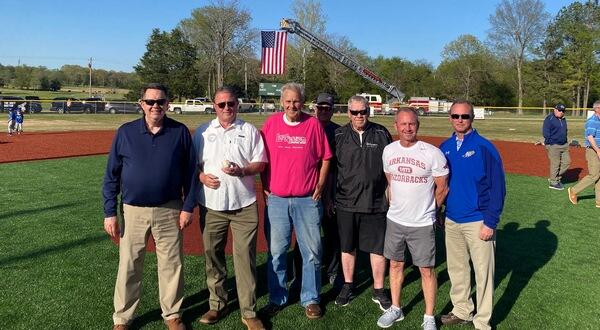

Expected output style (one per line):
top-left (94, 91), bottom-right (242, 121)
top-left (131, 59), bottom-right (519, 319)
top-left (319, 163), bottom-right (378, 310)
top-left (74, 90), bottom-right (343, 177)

top-left (378, 108), bottom-right (449, 330)
top-left (192, 86), bottom-right (268, 330)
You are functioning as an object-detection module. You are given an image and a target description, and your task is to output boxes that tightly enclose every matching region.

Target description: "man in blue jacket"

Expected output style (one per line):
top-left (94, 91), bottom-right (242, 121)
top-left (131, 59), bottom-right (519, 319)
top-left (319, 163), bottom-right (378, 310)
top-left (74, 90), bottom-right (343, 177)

top-left (542, 104), bottom-right (570, 190)
top-left (439, 100), bottom-right (506, 330)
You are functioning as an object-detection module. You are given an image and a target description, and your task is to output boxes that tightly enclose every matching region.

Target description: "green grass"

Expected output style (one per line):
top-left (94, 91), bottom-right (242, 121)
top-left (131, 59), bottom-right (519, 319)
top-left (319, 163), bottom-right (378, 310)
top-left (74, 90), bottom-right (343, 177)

top-left (18, 112), bottom-right (589, 143)
top-left (1, 156), bottom-right (599, 329)
top-left (0, 86), bottom-right (130, 100)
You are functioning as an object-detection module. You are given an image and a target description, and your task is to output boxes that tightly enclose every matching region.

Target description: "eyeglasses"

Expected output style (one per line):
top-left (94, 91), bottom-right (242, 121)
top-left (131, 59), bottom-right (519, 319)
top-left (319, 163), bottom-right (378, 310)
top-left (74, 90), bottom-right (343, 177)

top-left (450, 114), bottom-right (471, 120)
top-left (316, 105), bottom-right (332, 111)
top-left (349, 109), bottom-right (368, 116)
top-left (142, 99), bottom-right (167, 106)
top-left (216, 101), bottom-right (236, 109)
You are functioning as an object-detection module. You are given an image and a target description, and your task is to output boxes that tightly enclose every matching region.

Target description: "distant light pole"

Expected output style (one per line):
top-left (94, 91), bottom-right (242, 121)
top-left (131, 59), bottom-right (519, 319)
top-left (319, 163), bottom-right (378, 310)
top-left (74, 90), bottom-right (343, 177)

top-left (88, 57), bottom-right (93, 97)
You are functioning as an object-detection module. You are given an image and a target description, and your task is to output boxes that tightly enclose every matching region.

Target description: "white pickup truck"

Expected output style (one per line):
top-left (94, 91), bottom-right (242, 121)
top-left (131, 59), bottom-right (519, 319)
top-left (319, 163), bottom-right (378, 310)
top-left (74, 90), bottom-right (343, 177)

top-left (169, 98), bottom-right (214, 114)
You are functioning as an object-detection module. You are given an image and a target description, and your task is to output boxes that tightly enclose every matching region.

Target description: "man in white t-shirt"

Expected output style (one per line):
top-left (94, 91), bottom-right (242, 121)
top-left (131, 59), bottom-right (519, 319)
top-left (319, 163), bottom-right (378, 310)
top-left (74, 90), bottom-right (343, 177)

top-left (193, 86), bottom-right (268, 330)
top-left (377, 108), bottom-right (449, 330)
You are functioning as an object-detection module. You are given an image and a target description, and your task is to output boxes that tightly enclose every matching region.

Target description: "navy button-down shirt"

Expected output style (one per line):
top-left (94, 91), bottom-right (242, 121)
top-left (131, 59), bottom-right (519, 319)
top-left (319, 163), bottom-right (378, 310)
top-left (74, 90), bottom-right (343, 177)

top-left (102, 116), bottom-right (196, 217)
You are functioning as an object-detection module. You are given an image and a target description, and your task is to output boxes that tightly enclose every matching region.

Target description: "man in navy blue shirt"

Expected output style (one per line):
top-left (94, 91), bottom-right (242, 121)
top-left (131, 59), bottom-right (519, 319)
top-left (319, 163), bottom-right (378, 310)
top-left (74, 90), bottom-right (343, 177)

top-left (542, 104), bottom-right (570, 190)
top-left (103, 83), bottom-right (195, 330)
top-left (439, 100), bottom-right (505, 330)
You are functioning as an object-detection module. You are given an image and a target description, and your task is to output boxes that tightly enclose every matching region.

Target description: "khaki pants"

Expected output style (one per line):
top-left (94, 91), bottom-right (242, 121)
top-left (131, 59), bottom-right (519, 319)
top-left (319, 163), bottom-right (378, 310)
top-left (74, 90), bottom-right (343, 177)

top-left (571, 148), bottom-right (600, 204)
top-left (445, 219), bottom-right (495, 330)
top-left (545, 143), bottom-right (570, 184)
top-left (113, 200), bottom-right (184, 325)
top-left (201, 203), bottom-right (259, 318)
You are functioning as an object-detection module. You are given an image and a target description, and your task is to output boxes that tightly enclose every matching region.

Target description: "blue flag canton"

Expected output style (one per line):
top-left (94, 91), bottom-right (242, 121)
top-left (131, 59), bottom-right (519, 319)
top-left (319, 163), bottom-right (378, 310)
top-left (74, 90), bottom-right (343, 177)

top-left (262, 31), bottom-right (275, 48)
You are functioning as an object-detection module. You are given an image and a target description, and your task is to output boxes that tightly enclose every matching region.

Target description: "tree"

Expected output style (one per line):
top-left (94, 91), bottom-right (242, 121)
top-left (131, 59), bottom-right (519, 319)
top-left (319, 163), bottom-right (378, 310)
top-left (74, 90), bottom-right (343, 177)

top-left (134, 28), bottom-right (201, 100)
top-left (14, 66), bottom-right (33, 89)
top-left (488, 0), bottom-right (549, 113)
top-left (440, 35), bottom-right (490, 100)
top-left (49, 79), bottom-right (61, 91)
top-left (179, 0), bottom-right (256, 92)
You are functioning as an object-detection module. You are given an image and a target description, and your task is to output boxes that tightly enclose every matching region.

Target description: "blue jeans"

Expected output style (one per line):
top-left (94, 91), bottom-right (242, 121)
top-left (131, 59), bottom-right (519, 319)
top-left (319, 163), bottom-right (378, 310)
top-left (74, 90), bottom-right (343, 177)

top-left (265, 194), bottom-right (323, 307)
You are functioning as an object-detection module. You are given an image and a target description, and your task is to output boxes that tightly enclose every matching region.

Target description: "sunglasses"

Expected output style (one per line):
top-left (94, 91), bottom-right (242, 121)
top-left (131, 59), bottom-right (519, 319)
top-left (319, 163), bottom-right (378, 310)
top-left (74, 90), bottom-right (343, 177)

top-left (349, 109), bottom-right (368, 116)
top-left (142, 99), bottom-right (167, 106)
top-left (216, 101), bottom-right (236, 109)
top-left (316, 105), bottom-right (332, 111)
top-left (450, 114), bottom-right (471, 120)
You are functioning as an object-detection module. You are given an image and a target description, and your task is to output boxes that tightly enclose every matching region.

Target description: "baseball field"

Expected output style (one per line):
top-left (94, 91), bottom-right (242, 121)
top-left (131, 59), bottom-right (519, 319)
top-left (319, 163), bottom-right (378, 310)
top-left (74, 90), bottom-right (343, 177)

top-left (1, 113), bottom-right (598, 329)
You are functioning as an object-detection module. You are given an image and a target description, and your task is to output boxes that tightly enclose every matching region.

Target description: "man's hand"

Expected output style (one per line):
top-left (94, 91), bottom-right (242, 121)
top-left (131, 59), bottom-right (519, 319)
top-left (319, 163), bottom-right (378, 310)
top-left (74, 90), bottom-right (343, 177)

top-left (200, 172), bottom-right (221, 189)
top-left (179, 211), bottom-right (193, 230)
top-left (222, 162), bottom-right (244, 177)
top-left (312, 182), bottom-right (324, 201)
top-left (104, 216), bottom-right (120, 238)
top-left (479, 224), bottom-right (495, 241)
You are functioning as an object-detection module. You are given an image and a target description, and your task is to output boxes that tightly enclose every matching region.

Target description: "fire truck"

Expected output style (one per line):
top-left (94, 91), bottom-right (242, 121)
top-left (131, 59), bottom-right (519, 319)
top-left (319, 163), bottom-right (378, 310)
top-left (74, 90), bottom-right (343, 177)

top-left (407, 97), bottom-right (453, 115)
top-left (280, 19), bottom-right (404, 113)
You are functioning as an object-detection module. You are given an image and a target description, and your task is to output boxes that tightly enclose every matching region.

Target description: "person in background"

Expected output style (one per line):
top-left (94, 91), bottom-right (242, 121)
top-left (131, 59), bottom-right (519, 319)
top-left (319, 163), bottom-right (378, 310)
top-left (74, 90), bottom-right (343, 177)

top-left (192, 86), bottom-right (268, 330)
top-left (439, 100), bottom-right (506, 330)
top-left (568, 100), bottom-right (600, 207)
top-left (103, 83), bottom-right (195, 330)
top-left (542, 103), bottom-right (570, 190)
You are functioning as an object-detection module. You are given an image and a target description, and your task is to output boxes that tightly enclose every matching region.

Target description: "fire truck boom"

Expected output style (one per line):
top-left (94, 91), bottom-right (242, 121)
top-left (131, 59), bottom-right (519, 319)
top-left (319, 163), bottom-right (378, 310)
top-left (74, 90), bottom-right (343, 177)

top-left (280, 18), bottom-right (405, 101)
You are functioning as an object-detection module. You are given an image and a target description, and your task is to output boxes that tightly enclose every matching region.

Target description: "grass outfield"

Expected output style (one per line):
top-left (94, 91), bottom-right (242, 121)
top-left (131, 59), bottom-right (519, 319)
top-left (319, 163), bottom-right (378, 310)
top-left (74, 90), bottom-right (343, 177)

top-left (19, 112), bottom-right (588, 143)
top-left (1, 156), bottom-right (599, 329)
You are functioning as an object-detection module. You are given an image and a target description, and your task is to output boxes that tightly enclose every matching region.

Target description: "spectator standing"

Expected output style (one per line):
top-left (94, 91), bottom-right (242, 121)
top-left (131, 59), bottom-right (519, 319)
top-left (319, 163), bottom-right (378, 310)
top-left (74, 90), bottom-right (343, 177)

top-left (334, 95), bottom-right (393, 311)
top-left (568, 100), bottom-right (600, 207)
top-left (377, 108), bottom-right (448, 330)
top-left (7, 106), bottom-right (16, 136)
top-left (542, 104), bottom-right (570, 190)
top-left (102, 83), bottom-right (195, 330)
top-left (192, 87), bottom-right (268, 330)
top-left (439, 100), bottom-right (506, 330)
top-left (260, 83), bottom-right (331, 319)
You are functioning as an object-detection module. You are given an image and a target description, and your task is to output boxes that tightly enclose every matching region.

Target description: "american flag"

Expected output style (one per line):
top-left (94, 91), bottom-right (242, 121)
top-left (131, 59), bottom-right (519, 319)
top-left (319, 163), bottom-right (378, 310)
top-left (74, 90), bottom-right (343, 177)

top-left (261, 30), bottom-right (287, 75)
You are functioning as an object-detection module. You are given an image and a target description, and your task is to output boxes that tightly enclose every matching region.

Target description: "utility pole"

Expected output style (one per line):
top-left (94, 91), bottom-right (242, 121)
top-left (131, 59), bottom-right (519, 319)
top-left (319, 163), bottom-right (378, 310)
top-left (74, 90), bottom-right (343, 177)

top-left (88, 57), bottom-right (93, 97)
top-left (244, 62), bottom-right (248, 97)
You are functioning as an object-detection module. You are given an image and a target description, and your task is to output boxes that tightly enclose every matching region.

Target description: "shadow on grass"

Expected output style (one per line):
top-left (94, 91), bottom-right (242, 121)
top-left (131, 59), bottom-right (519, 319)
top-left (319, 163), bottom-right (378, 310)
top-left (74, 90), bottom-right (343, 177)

top-left (437, 220), bottom-right (557, 327)
top-left (0, 233), bottom-right (106, 266)
top-left (492, 220), bottom-right (557, 325)
top-left (563, 168), bottom-right (583, 184)
top-left (0, 201), bottom-right (79, 221)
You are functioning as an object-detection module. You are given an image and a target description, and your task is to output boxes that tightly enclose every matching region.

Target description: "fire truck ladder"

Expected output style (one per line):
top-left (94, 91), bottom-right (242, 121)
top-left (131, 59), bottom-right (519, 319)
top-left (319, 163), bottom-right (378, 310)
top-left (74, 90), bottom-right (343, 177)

top-left (280, 18), bottom-right (405, 101)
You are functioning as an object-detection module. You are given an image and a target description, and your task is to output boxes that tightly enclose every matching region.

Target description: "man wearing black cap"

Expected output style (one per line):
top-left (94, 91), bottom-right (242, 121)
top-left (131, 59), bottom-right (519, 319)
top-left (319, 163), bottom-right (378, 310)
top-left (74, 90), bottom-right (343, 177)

top-left (291, 93), bottom-right (342, 291)
top-left (542, 104), bottom-right (570, 190)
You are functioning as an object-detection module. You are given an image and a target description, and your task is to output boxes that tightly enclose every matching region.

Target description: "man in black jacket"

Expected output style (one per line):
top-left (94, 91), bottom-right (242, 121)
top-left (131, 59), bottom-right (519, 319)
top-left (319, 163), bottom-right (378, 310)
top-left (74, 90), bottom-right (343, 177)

top-left (334, 95), bottom-right (393, 310)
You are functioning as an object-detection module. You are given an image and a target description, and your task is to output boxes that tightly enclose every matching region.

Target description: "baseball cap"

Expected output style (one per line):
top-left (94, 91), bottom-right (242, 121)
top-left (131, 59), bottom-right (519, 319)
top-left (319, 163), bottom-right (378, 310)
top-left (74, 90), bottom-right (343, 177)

top-left (554, 104), bottom-right (566, 112)
top-left (316, 93), bottom-right (334, 107)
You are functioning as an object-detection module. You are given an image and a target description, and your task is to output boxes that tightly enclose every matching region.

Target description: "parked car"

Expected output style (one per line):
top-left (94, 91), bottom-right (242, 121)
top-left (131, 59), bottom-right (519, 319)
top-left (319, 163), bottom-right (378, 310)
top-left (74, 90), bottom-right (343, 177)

top-left (24, 96), bottom-right (43, 113)
top-left (238, 98), bottom-right (258, 112)
top-left (82, 97), bottom-right (106, 113)
top-left (0, 96), bottom-right (24, 113)
top-left (105, 100), bottom-right (142, 114)
top-left (50, 97), bottom-right (94, 113)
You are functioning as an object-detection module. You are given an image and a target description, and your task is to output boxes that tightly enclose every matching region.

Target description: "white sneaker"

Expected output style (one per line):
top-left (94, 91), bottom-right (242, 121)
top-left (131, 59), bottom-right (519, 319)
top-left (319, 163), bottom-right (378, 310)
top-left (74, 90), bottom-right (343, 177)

top-left (376, 306), bottom-right (404, 328)
top-left (422, 317), bottom-right (437, 330)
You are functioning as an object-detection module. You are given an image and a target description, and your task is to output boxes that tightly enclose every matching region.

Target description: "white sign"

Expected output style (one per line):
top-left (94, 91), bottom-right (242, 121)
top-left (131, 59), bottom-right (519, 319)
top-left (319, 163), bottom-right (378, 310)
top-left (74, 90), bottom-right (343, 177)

top-left (474, 107), bottom-right (485, 120)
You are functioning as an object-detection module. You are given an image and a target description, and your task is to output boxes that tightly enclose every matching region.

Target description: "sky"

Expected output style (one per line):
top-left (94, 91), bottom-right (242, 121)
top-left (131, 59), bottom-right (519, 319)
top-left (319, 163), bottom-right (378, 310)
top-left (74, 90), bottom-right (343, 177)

top-left (0, 0), bottom-right (578, 73)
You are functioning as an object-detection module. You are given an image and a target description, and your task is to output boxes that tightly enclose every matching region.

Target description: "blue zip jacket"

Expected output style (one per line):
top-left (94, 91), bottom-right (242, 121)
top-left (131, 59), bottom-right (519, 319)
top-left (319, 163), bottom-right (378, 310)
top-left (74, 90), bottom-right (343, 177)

top-left (440, 129), bottom-right (506, 229)
top-left (542, 113), bottom-right (568, 145)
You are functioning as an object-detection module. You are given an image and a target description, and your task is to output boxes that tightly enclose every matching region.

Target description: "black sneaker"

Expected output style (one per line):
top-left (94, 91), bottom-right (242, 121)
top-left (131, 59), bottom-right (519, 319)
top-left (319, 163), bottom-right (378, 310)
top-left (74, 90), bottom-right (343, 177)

top-left (335, 283), bottom-right (353, 306)
top-left (259, 303), bottom-right (285, 317)
top-left (372, 288), bottom-right (392, 311)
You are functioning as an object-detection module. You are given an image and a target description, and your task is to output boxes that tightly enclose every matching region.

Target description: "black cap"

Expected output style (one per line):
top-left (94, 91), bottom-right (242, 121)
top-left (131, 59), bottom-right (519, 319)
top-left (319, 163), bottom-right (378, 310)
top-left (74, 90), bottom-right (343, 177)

top-left (316, 93), bottom-right (334, 106)
top-left (555, 104), bottom-right (566, 112)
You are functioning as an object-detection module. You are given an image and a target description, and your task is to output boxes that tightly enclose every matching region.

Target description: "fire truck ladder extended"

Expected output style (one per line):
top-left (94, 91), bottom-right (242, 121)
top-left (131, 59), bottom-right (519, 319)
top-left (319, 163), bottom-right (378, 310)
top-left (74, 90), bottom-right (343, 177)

top-left (280, 18), bottom-right (405, 101)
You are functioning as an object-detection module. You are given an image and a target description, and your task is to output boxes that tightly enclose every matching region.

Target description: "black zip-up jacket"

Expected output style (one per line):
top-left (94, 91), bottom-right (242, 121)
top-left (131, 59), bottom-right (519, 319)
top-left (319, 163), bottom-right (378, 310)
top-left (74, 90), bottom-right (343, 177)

top-left (334, 122), bottom-right (392, 213)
